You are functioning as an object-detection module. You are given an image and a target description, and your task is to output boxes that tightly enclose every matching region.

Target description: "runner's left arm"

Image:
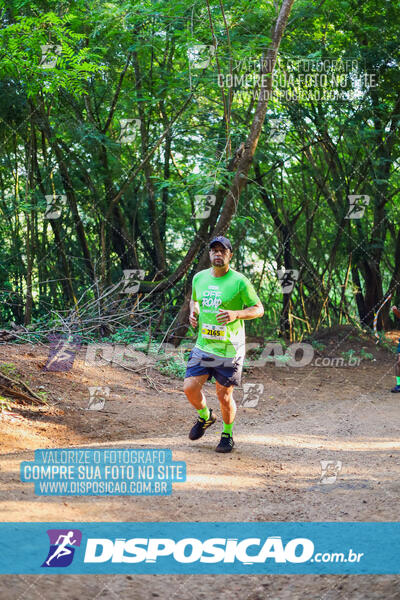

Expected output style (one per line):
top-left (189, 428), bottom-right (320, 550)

top-left (235, 301), bottom-right (264, 320)
top-left (216, 277), bottom-right (264, 324)
top-left (216, 302), bottom-right (264, 324)
top-left (237, 277), bottom-right (264, 320)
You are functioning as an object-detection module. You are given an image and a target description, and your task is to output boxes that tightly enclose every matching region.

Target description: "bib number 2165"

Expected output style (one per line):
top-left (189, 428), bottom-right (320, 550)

top-left (201, 323), bottom-right (227, 340)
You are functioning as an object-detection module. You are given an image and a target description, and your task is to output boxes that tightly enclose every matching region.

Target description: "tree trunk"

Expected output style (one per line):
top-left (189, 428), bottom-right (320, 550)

top-left (33, 100), bottom-right (95, 283)
top-left (133, 51), bottom-right (167, 278)
top-left (23, 124), bottom-right (34, 325)
top-left (169, 0), bottom-right (296, 345)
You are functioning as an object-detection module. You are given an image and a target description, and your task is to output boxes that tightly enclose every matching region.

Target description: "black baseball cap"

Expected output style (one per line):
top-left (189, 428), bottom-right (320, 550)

top-left (209, 236), bottom-right (233, 251)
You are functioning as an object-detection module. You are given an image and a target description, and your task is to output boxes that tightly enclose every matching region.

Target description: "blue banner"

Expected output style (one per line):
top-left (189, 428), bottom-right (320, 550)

top-left (0, 522), bottom-right (399, 574)
top-left (20, 448), bottom-right (186, 496)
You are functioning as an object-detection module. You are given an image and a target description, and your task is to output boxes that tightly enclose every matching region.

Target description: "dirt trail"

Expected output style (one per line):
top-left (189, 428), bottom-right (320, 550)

top-left (1, 331), bottom-right (400, 599)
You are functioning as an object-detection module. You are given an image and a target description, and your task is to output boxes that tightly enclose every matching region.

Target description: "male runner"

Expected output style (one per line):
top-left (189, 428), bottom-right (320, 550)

top-left (184, 236), bottom-right (264, 453)
top-left (390, 305), bottom-right (400, 393)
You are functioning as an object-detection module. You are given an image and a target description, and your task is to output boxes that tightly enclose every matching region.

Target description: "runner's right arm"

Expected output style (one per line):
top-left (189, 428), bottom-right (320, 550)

top-left (392, 306), bottom-right (400, 319)
top-left (189, 299), bottom-right (200, 328)
top-left (189, 276), bottom-right (200, 328)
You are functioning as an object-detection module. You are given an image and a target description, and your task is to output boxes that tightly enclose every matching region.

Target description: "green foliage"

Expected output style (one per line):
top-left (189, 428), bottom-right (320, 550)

top-left (0, 396), bottom-right (12, 413)
top-left (360, 348), bottom-right (374, 360)
top-left (36, 389), bottom-right (48, 402)
top-left (0, 9), bottom-right (103, 97)
top-left (341, 348), bottom-right (374, 362)
top-left (0, 363), bottom-right (19, 377)
top-left (311, 341), bottom-right (326, 352)
top-left (102, 327), bottom-right (149, 346)
top-left (157, 352), bottom-right (188, 379)
top-left (0, 0), bottom-right (399, 351)
top-left (374, 331), bottom-right (397, 354)
top-left (340, 349), bottom-right (356, 361)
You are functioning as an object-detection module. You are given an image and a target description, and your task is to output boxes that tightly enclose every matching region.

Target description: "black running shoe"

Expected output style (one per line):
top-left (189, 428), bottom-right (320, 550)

top-left (215, 432), bottom-right (234, 453)
top-left (391, 384), bottom-right (400, 393)
top-left (189, 409), bottom-right (216, 440)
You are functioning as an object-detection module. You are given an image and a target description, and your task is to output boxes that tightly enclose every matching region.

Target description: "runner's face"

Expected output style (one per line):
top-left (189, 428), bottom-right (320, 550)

top-left (209, 243), bottom-right (232, 267)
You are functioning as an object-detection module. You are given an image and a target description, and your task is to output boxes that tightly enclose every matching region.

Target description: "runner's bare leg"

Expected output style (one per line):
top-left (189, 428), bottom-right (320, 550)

top-left (184, 374), bottom-right (209, 410)
top-left (215, 381), bottom-right (236, 424)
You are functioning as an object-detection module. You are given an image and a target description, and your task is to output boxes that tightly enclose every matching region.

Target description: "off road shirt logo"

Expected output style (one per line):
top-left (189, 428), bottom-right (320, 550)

top-left (201, 289), bottom-right (222, 310)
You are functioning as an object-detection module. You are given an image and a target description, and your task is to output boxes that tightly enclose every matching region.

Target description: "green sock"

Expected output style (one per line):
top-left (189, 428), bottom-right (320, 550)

top-left (223, 422), bottom-right (233, 435)
top-left (198, 406), bottom-right (210, 420)
top-left (397, 376), bottom-right (400, 385)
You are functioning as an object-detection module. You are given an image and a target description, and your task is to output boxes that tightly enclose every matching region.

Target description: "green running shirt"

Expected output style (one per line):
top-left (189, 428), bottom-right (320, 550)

top-left (191, 267), bottom-right (261, 358)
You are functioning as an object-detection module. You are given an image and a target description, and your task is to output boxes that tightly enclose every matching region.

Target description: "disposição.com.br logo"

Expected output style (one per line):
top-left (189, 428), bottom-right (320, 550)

top-left (41, 529), bottom-right (82, 568)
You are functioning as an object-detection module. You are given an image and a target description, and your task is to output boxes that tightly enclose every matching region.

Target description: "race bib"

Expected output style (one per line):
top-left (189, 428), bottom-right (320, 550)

top-left (201, 323), bottom-right (227, 340)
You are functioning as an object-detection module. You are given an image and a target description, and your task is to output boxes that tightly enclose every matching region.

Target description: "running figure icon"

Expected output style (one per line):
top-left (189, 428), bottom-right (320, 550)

top-left (41, 529), bottom-right (82, 568)
top-left (45, 531), bottom-right (77, 565)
